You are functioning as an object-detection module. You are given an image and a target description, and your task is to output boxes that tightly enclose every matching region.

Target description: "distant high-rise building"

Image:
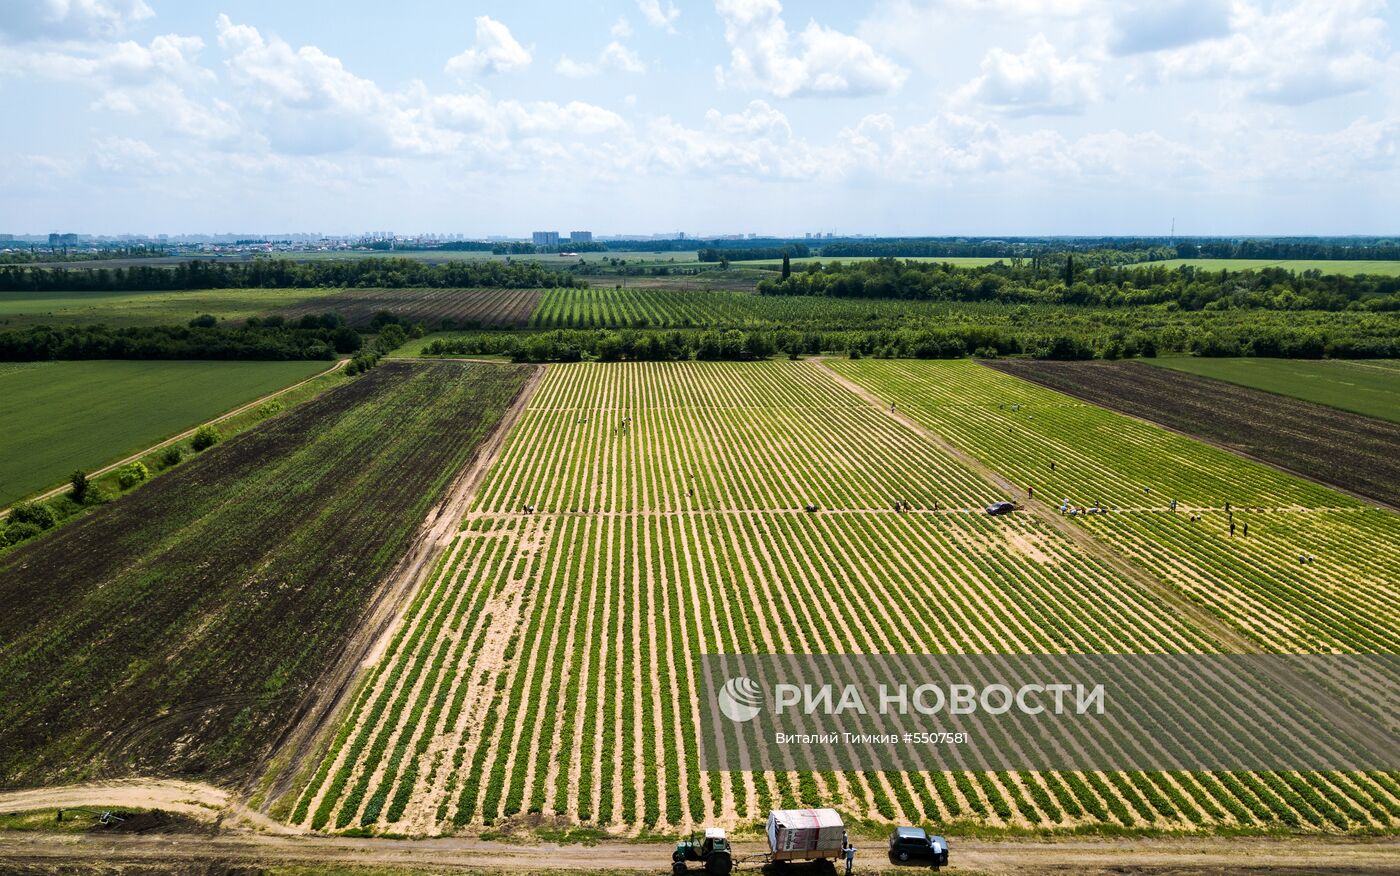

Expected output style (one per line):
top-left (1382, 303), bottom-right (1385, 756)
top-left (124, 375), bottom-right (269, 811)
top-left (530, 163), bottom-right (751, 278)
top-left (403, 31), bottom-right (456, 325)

top-left (48, 232), bottom-right (80, 246)
top-left (532, 231), bottom-right (559, 246)
top-left (569, 231), bottom-right (592, 243)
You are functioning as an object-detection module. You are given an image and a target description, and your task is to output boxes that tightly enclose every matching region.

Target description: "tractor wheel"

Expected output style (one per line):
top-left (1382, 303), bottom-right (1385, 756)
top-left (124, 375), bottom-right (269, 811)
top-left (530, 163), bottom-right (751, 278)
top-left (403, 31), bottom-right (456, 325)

top-left (674, 862), bottom-right (688, 876)
top-left (707, 854), bottom-right (733, 876)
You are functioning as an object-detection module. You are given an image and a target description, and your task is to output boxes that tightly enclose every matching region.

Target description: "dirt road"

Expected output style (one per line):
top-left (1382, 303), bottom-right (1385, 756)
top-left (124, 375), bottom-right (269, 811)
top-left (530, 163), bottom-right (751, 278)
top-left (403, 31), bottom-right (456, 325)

top-left (0, 827), bottom-right (1394, 874)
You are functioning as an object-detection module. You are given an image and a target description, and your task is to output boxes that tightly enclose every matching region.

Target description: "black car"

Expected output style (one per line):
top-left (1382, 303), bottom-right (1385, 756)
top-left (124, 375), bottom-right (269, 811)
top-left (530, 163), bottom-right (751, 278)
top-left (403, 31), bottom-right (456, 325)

top-left (888, 826), bottom-right (950, 868)
top-left (985, 501), bottom-right (1015, 516)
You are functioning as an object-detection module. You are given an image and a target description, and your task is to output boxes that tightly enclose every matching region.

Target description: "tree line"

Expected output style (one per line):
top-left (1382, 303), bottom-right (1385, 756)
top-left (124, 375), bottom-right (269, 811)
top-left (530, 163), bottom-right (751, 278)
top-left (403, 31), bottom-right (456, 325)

top-left (1180, 238), bottom-right (1400, 260)
top-left (696, 244), bottom-right (810, 262)
top-left (419, 317), bottom-right (1397, 364)
top-left (0, 258), bottom-right (586, 293)
top-left (0, 319), bottom-right (358, 361)
top-left (756, 258), bottom-right (1400, 311)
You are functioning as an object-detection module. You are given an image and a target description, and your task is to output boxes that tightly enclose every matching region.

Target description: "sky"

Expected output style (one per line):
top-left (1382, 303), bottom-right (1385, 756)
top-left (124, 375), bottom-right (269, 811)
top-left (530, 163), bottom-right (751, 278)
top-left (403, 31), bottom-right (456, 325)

top-left (0, 0), bottom-right (1397, 237)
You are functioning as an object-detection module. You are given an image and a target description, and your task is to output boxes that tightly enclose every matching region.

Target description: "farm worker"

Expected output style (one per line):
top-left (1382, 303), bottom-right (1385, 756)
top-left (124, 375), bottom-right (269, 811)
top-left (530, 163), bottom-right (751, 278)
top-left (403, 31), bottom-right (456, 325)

top-left (1243, 522), bottom-right (1249, 537)
top-left (1060, 500), bottom-right (1068, 514)
top-left (890, 402), bottom-right (896, 413)
top-left (1229, 520), bottom-right (1236, 537)
top-left (844, 842), bottom-right (855, 876)
top-left (1170, 499), bottom-right (1178, 513)
top-left (1050, 461), bottom-right (1056, 472)
top-left (1027, 486), bottom-right (1034, 500)
top-left (1225, 501), bottom-right (1231, 514)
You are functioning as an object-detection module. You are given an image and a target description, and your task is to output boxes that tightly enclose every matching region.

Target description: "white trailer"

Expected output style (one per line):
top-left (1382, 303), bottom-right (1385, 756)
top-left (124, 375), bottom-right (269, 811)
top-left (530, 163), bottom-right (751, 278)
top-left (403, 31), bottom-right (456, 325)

top-left (766, 809), bottom-right (845, 864)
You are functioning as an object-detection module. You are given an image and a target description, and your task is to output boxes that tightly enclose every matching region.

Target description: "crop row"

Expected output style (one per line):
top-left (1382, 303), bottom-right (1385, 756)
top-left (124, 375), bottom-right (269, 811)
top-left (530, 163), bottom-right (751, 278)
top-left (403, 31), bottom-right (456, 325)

top-left (303, 509), bottom-right (1400, 833)
top-left (296, 360), bottom-right (1397, 835)
top-left (832, 359), bottom-right (1351, 511)
top-left (277, 287), bottom-right (544, 329)
top-left (474, 361), bottom-right (1000, 513)
top-left (833, 359), bottom-right (1397, 655)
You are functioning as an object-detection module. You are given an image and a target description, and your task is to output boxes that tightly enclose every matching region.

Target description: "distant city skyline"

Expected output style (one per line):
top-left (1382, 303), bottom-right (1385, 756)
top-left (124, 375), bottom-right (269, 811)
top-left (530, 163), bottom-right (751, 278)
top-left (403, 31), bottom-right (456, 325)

top-left (1, 1), bottom-right (1397, 235)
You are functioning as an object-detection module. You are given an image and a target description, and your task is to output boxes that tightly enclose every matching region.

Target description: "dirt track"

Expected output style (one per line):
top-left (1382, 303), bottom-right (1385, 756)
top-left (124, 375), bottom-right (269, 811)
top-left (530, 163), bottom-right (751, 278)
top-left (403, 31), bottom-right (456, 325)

top-left (0, 827), bottom-right (1395, 874)
top-left (1, 784), bottom-right (1396, 871)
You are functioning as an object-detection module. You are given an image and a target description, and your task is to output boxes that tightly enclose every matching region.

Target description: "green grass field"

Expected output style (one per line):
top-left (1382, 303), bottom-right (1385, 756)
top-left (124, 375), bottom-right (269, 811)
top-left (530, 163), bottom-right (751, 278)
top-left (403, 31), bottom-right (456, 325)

top-left (1146, 358), bottom-right (1400, 423)
top-left (0, 359), bottom-right (329, 505)
top-left (0, 287), bottom-right (343, 328)
top-left (1133, 259), bottom-right (1400, 276)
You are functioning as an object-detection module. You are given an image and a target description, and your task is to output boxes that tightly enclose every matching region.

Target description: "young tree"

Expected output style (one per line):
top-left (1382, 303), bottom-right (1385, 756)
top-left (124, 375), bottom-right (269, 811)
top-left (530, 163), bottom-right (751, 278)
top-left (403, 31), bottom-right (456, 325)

top-left (781, 253), bottom-right (792, 280)
top-left (69, 470), bottom-right (89, 504)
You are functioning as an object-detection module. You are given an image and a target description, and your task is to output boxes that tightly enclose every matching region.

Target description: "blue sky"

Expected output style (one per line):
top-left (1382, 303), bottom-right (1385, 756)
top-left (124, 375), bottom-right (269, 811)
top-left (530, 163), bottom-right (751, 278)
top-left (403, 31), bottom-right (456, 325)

top-left (1, 0), bottom-right (1396, 236)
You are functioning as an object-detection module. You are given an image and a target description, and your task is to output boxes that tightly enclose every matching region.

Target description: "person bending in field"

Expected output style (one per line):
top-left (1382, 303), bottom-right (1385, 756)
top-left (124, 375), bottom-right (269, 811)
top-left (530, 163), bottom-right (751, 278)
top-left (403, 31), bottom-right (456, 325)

top-left (1230, 520), bottom-right (1236, 537)
top-left (1243, 522), bottom-right (1249, 537)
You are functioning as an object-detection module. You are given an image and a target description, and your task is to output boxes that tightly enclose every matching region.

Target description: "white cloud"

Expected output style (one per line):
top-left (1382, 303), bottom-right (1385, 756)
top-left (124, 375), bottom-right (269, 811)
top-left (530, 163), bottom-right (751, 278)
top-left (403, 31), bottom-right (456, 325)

top-left (213, 16), bottom-right (629, 164)
top-left (0, 0), bottom-right (153, 41)
top-left (611, 17), bottom-right (633, 39)
top-left (0, 31), bottom-right (238, 141)
top-left (1142, 0), bottom-right (1392, 104)
top-left (556, 41), bottom-right (646, 78)
top-left (646, 100), bottom-right (831, 178)
top-left (636, 0), bottom-right (681, 32)
top-left (715, 0), bottom-right (908, 98)
top-left (955, 34), bottom-right (1099, 116)
top-left (445, 16), bottom-right (531, 78)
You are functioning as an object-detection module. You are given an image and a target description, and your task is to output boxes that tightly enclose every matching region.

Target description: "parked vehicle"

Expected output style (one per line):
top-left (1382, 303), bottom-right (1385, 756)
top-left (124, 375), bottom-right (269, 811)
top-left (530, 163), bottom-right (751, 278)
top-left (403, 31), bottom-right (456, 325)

top-left (985, 501), bottom-right (1016, 516)
top-left (888, 826), bottom-right (950, 868)
top-left (767, 808), bottom-right (846, 864)
top-left (673, 827), bottom-right (733, 876)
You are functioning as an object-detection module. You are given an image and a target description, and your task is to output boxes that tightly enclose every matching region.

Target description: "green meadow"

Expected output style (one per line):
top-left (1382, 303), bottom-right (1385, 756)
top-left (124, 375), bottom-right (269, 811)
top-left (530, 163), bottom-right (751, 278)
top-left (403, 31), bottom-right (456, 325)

top-left (0, 359), bottom-right (328, 505)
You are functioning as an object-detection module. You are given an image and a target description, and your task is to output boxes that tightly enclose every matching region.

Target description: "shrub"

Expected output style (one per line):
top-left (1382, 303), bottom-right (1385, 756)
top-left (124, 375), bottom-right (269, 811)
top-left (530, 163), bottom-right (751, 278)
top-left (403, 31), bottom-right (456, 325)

top-left (8, 501), bottom-right (57, 530)
top-left (117, 462), bottom-right (150, 490)
top-left (191, 425), bottom-right (221, 452)
top-left (3, 521), bottom-right (42, 545)
top-left (188, 313), bottom-right (218, 328)
top-left (256, 400), bottom-right (285, 418)
top-left (159, 445), bottom-right (183, 468)
top-left (332, 326), bottom-right (363, 353)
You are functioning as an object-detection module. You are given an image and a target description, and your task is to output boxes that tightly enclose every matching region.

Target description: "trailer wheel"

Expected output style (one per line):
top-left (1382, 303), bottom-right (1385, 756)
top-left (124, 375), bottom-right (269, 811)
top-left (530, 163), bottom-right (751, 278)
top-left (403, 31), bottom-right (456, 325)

top-left (707, 854), bottom-right (733, 876)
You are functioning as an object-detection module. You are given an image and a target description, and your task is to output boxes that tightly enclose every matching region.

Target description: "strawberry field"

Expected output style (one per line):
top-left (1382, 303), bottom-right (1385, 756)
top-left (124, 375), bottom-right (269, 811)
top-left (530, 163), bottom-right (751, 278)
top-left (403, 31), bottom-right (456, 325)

top-left (293, 360), bottom-right (1400, 836)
